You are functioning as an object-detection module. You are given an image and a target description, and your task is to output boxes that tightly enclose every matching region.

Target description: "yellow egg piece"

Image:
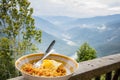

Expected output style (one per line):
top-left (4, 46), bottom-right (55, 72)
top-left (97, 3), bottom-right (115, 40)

top-left (41, 59), bottom-right (62, 70)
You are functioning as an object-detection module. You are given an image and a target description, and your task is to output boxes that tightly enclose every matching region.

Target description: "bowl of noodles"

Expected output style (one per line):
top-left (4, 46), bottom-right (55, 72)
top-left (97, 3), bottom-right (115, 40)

top-left (15, 53), bottom-right (79, 80)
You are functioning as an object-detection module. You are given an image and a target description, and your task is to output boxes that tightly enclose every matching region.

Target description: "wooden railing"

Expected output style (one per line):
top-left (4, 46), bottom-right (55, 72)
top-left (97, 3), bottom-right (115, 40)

top-left (8, 53), bottom-right (120, 80)
top-left (69, 53), bottom-right (120, 80)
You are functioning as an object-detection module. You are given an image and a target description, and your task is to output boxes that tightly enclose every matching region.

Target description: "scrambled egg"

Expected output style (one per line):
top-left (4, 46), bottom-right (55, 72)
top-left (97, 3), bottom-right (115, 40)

top-left (21, 59), bottom-right (66, 77)
top-left (41, 59), bottom-right (62, 70)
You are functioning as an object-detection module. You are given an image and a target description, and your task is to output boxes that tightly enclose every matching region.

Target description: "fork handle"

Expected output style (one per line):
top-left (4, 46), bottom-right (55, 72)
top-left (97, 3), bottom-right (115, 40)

top-left (45, 40), bottom-right (56, 54)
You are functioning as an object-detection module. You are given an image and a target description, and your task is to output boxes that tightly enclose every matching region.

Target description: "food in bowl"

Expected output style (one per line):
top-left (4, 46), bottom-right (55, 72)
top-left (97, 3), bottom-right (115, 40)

top-left (15, 53), bottom-right (78, 80)
top-left (21, 59), bottom-right (66, 77)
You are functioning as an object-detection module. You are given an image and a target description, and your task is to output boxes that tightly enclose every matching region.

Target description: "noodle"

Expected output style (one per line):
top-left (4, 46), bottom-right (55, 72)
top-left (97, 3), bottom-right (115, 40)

top-left (21, 59), bottom-right (66, 77)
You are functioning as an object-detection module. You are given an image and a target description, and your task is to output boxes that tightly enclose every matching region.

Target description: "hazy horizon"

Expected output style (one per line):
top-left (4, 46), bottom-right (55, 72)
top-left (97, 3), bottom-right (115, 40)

top-left (29, 0), bottom-right (120, 18)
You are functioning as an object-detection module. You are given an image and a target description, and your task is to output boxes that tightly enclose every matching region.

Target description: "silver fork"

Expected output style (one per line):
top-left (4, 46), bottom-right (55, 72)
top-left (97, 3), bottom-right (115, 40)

top-left (34, 40), bottom-right (56, 68)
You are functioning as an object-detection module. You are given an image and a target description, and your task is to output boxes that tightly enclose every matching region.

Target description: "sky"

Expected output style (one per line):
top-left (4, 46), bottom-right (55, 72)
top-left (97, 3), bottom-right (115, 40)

top-left (29, 0), bottom-right (120, 18)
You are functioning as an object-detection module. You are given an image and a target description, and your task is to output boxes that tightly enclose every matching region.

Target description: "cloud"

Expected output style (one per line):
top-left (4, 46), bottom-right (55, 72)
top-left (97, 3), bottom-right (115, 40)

top-left (29, 0), bottom-right (120, 18)
top-left (62, 34), bottom-right (71, 39)
top-left (109, 7), bottom-right (120, 11)
top-left (79, 24), bottom-right (95, 29)
top-left (97, 24), bottom-right (107, 32)
top-left (63, 39), bottom-right (77, 46)
top-left (49, 0), bottom-right (65, 4)
top-left (78, 24), bottom-right (108, 32)
top-left (70, 52), bottom-right (77, 59)
top-left (107, 36), bottom-right (117, 42)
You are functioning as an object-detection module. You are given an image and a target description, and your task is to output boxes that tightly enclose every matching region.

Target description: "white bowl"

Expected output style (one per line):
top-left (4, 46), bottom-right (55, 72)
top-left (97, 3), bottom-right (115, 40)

top-left (15, 53), bottom-right (79, 80)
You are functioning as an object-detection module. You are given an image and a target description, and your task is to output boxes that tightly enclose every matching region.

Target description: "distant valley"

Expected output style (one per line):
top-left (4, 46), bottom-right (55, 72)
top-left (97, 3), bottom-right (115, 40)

top-left (34, 14), bottom-right (120, 58)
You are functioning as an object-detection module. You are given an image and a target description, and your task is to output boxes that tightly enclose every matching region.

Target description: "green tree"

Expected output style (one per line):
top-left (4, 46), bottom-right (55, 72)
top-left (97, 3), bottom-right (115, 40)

top-left (76, 42), bottom-right (97, 62)
top-left (0, 0), bottom-right (42, 79)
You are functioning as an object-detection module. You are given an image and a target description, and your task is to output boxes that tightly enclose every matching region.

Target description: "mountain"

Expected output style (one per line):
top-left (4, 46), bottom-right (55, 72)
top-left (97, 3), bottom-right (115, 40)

top-left (36, 31), bottom-right (77, 56)
top-left (41, 16), bottom-right (76, 25)
top-left (33, 16), bottom-right (63, 38)
top-left (33, 14), bottom-right (120, 58)
top-left (33, 16), bottom-right (78, 56)
top-left (74, 14), bottom-right (120, 24)
top-left (40, 16), bottom-right (77, 31)
top-left (61, 14), bottom-right (120, 30)
top-left (65, 19), bottom-right (120, 57)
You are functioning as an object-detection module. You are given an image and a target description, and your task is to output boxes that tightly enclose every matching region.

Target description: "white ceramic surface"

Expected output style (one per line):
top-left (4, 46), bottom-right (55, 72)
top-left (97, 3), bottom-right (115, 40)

top-left (15, 53), bottom-right (79, 80)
